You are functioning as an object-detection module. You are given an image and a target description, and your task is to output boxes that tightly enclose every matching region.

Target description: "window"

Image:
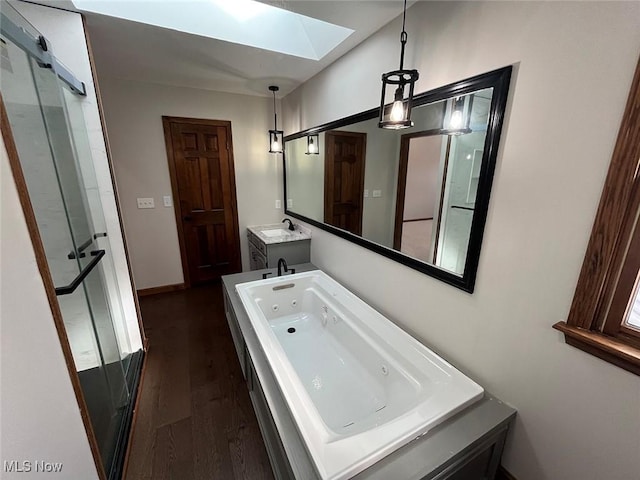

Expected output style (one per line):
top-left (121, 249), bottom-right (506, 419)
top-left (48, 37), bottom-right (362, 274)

top-left (554, 55), bottom-right (640, 376)
top-left (625, 290), bottom-right (640, 330)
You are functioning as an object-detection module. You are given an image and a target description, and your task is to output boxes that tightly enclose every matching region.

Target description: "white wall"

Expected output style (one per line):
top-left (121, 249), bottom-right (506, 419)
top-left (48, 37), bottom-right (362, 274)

top-left (13, 1), bottom-right (143, 353)
top-left (282, 2), bottom-right (640, 480)
top-left (1, 132), bottom-right (100, 479)
top-left (98, 78), bottom-right (282, 289)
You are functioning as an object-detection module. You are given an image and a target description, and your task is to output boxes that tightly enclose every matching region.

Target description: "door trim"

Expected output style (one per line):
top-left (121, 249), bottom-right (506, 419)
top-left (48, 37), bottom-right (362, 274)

top-left (162, 116), bottom-right (241, 287)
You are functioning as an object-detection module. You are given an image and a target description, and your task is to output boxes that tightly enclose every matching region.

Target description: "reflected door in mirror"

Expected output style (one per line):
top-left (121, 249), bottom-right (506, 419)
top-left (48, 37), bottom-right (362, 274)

top-left (394, 133), bottom-right (445, 263)
top-left (324, 131), bottom-right (367, 235)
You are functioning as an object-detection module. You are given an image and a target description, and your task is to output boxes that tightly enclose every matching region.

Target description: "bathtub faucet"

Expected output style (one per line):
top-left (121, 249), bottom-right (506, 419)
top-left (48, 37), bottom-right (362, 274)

top-left (277, 258), bottom-right (295, 277)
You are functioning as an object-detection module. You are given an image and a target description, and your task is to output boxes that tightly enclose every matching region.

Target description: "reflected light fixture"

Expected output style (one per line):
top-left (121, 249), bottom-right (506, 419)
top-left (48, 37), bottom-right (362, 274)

top-left (444, 95), bottom-right (473, 135)
top-left (268, 85), bottom-right (283, 153)
top-left (449, 97), bottom-right (465, 129)
top-left (305, 134), bottom-right (319, 155)
top-left (378, 0), bottom-right (419, 129)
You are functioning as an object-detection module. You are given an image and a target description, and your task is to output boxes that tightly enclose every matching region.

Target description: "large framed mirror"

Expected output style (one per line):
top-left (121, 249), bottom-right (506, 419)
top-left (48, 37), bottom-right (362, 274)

top-left (283, 66), bottom-right (512, 292)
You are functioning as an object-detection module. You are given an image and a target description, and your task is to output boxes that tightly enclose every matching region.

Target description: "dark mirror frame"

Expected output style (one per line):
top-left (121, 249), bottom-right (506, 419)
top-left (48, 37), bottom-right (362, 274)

top-left (283, 66), bottom-right (512, 293)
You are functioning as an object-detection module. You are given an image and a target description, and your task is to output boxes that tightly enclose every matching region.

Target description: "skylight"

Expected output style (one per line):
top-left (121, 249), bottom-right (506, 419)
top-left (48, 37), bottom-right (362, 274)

top-left (213, 0), bottom-right (269, 22)
top-left (72, 0), bottom-right (354, 61)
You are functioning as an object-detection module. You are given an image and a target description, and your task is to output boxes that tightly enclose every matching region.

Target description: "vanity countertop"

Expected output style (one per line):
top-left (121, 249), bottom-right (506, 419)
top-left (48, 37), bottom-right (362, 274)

top-left (247, 223), bottom-right (312, 245)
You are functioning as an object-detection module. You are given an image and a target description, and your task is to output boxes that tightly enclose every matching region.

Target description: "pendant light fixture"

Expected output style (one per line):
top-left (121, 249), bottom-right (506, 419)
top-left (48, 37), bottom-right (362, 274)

top-left (378, 0), bottom-right (419, 130)
top-left (443, 94), bottom-right (473, 135)
top-left (305, 133), bottom-right (319, 155)
top-left (268, 85), bottom-right (283, 153)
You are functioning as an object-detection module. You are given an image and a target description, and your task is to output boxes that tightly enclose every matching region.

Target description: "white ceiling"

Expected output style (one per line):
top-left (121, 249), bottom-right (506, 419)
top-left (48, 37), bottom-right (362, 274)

top-left (71, 0), bottom-right (357, 61)
top-left (51, 1), bottom-right (408, 97)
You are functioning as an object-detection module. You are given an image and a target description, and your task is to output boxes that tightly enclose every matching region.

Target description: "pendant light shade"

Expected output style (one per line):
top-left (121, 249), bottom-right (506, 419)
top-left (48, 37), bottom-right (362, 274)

top-left (268, 85), bottom-right (283, 153)
top-left (269, 130), bottom-right (282, 153)
top-left (378, 0), bottom-right (419, 130)
top-left (305, 133), bottom-right (319, 155)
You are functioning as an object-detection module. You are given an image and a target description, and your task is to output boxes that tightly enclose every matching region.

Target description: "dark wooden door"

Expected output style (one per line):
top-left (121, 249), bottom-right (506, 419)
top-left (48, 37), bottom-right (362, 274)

top-left (163, 117), bottom-right (241, 286)
top-left (324, 130), bottom-right (366, 235)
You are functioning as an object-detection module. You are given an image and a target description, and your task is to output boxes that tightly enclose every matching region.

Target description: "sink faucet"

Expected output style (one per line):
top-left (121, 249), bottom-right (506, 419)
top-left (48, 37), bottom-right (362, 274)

top-left (277, 258), bottom-right (295, 277)
top-left (282, 218), bottom-right (295, 231)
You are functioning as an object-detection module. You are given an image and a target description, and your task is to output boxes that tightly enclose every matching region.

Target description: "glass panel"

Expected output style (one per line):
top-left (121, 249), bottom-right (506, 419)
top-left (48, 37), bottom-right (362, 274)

top-left (625, 279), bottom-right (640, 330)
top-left (61, 85), bottom-right (132, 374)
top-left (1, 36), bottom-right (77, 287)
top-left (75, 266), bottom-right (129, 466)
top-left (1, 11), bottom-right (130, 475)
top-left (29, 58), bottom-right (94, 265)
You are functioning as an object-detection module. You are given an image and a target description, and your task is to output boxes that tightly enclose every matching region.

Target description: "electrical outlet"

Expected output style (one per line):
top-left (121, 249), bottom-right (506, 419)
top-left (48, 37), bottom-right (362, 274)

top-left (275, 199), bottom-right (282, 209)
top-left (163, 195), bottom-right (173, 207)
top-left (287, 198), bottom-right (293, 208)
top-left (364, 189), bottom-right (369, 198)
top-left (372, 190), bottom-right (382, 198)
top-left (137, 197), bottom-right (155, 209)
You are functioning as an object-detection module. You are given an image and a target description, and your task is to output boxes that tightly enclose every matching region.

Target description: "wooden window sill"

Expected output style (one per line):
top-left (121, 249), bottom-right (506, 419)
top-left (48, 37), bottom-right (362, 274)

top-left (553, 322), bottom-right (640, 376)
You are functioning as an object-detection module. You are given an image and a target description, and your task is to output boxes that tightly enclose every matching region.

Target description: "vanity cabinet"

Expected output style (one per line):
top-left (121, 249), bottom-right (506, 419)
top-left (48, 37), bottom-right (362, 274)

top-left (222, 265), bottom-right (516, 480)
top-left (247, 229), bottom-right (310, 271)
top-left (248, 240), bottom-right (268, 270)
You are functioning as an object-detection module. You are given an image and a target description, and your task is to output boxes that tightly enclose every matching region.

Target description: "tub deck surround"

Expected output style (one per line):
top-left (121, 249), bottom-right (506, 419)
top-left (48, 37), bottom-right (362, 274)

top-left (235, 270), bottom-right (485, 480)
top-left (222, 266), bottom-right (515, 480)
top-left (247, 223), bottom-right (312, 245)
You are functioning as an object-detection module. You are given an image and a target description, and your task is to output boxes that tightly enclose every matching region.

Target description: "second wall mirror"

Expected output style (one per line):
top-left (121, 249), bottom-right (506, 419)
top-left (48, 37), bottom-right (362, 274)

top-left (284, 66), bottom-right (512, 292)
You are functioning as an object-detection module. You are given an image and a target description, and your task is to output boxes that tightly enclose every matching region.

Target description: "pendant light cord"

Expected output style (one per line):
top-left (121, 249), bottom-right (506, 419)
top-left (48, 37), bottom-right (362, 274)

top-left (399, 0), bottom-right (408, 71)
top-left (272, 90), bottom-right (278, 131)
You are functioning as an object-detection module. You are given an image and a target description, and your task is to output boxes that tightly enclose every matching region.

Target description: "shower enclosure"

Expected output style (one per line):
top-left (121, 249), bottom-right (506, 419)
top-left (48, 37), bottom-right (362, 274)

top-left (1, 5), bottom-right (141, 479)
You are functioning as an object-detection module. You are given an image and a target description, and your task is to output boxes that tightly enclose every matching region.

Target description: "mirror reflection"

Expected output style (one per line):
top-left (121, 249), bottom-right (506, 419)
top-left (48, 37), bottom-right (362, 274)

top-left (285, 87), bottom-right (493, 277)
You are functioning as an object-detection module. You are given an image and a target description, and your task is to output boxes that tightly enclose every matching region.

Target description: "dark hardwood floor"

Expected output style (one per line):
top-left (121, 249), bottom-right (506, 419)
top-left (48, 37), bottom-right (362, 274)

top-left (125, 283), bottom-right (274, 480)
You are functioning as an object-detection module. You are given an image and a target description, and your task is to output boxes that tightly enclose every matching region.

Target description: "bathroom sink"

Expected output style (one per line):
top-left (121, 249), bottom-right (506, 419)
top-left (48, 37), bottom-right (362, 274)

top-left (260, 228), bottom-right (292, 238)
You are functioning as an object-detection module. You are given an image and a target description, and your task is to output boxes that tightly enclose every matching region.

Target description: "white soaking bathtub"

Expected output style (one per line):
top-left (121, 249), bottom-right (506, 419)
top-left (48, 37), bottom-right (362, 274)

top-left (236, 270), bottom-right (483, 480)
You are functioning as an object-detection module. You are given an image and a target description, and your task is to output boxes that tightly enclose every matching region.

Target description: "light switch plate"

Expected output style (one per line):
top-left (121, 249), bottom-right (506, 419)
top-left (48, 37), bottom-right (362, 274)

top-left (137, 197), bottom-right (155, 209)
top-left (372, 190), bottom-right (382, 198)
top-left (275, 199), bottom-right (282, 209)
top-left (163, 195), bottom-right (173, 207)
top-left (287, 199), bottom-right (293, 208)
top-left (364, 189), bottom-right (369, 198)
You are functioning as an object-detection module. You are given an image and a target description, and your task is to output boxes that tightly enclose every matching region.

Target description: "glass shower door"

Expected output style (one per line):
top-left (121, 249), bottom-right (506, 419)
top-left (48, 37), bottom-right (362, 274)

top-left (61, 84), bottom-right (133, 379)
top-left (1, 7), bottom-right (130, 477)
